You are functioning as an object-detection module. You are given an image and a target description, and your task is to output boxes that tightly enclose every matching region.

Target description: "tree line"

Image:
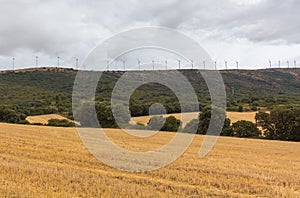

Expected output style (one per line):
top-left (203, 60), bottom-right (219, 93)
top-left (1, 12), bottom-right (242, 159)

top-left (1, 103), bottom-right (299, 141)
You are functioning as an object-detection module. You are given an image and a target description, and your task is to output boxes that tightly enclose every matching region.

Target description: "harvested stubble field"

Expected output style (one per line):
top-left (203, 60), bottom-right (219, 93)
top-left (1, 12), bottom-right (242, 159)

top-left (25, 114), bottom-right (73, 124)
top-left (0, 122), bottom-right (299, 197)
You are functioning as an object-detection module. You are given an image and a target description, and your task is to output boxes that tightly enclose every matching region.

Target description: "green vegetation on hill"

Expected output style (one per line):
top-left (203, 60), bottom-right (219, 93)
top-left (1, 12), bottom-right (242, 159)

top-left (1, 68), bottom-right (300, 127)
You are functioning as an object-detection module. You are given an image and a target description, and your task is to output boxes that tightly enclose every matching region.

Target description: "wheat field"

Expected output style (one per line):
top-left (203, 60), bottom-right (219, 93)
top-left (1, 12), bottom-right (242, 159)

top-left (0, 122), bottom-right (299, 197)
top-left (25, 114), bottom-right (73, 124)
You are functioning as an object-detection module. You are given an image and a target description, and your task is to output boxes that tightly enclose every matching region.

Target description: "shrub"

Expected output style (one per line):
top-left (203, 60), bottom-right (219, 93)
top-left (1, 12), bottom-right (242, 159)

top-left (47, 119), bottom-right (75, 127)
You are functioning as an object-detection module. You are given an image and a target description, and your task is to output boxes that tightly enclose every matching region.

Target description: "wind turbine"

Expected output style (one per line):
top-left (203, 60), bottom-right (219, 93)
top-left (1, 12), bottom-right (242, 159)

top-left (152, 60), bottom-right (155, 70)
top-left (287, 60), bottom-right (290, 68)
top-left (74, 57), bottom-right (79, 68)
top-left (122, 60), bottom-right (126, 71)
top-left (165, 60), bottom-right (168, 70)
top-left (106, 60), bottom-right (109, 71)
top-left (294, 60), bottom-right (297, 68)
top-left (225, 61), bottom-right (228, 70)
top-left (137, 59), bottom-right (141, 71)
top-left (214, 61), bottom-right (217, 70)
top-left (236, 61), bottom-right (239, 69)
top-left (35, 56), bottom-right (39, 67)
top-left (278, 60), bottom-right (281, 68)
top-left (203, 60), bottom-right (206, 69)
top-left (191, 60), bottom-right (194, 69)
top-left (12, 57), bottom-right (15, 71)
top-left (269, 60), bottom-right (272, 68)
top-left (178, 60), bottom-right (181, 70)
top-left (57, 56), bottom-right (60, 67)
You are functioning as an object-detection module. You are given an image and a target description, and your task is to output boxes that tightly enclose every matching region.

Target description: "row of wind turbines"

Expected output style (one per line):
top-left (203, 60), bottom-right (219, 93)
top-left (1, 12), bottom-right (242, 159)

top-left (8, 56), bottom-right (298, 71)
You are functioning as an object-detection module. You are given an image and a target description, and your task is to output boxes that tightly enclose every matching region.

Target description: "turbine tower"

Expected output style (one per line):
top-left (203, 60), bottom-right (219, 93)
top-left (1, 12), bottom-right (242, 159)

top-left (152, 60), bottom-right (155, 70)
top-left (203, 60), bottom-right (206, 69)
top-left (287, 60), bottom-right (290, 68)
top-left (269, 60), bottom-right (272, 68)
top-left (12, 57), bottom-right (15, 71)
top-left (106, 60), bottom-right (109, 71)
top-left (278, 60), bottom-right (281, 68)
top-left (214, 61), bottom-right (217, 70)
top-left (236, 61), bottom-right (239, 69)
top-left (165, 60), bottom-right (168, 70)
top-left (178, 60), bottom-right (181, 70)
top-left (225, 61), bottom-right (228, 70)
top-left (137, 59), bottom-right (141, 71)
top-left (57, 56), bottom-right (60, 67)
top-left (191, 60), bottom-right (194, 69)
top-left (74, 57), bottom-right (79, 68)
top-left (294, 60), bottom-right (297, 68)
top-left (35, 56), bottom-right (39, 67)
top-left (122, 60), bottom-right (126, 71)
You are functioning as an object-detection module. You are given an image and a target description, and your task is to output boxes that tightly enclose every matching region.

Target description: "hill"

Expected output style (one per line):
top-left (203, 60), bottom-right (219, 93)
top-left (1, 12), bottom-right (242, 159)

top-left (0, 67), bottom-right (300, 119)
top-left (0, 122), bottom-right (299, 197)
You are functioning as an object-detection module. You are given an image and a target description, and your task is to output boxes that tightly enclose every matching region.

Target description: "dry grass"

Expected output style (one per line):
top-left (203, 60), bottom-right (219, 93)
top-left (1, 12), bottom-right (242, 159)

top-left (26, 114), bottom-right (73, 124)
top-left (226, 111), bottom-right (257, 123)
top-left (131, 111), bottom-right (258, 127)
top-left (0, 123), bottom-right (299, 197)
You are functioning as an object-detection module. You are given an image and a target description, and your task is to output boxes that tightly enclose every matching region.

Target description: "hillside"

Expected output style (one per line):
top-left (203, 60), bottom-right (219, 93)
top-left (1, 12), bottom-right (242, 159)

top-left (0, 122), bottom-right (299, 197)
top-left (0, 67), bottom-right (300, 118)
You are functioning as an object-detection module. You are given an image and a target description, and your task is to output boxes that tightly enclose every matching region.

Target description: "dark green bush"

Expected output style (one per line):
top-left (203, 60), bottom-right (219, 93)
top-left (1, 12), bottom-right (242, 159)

top-left (232, 120), bottom-right (260, 138)
top-left (47, 119), bottom-right (75, 127)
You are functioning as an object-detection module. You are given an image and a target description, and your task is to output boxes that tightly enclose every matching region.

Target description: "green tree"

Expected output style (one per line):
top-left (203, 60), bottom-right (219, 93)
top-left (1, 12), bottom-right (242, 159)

top-left (74, 102), bottom-right (127, 128)
top-left (238, 106), bottom-right (243, 112)
top-left (147, 116), bottom-right (165, 131)
top-left (255, 111), bottom-right (269, 126)
top-left (96, 102), bottom-right (118, 128)
top-left (232, 120), bottom-right (260, 138)
top-left (111, 104), bottom-right (131, 126)
top-left (184, 106), bottom-right (232, 136)
top-left (161, 116), bottom-right (181, 132)
top-left (220, 118), bottom-right (234, 136)
top-left (256, 107), bottom-right (300, 141)
top-left (0, 105), bottom-right (21, 123)
top-left (74, 102), bottom-right (99, 127)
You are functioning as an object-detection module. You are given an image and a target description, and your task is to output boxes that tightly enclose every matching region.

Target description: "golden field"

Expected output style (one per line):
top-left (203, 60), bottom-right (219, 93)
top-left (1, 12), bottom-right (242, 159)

top-left (25, 114), bottom-right (74, 125)
top-left (0, 122), bottom-right (300, 197)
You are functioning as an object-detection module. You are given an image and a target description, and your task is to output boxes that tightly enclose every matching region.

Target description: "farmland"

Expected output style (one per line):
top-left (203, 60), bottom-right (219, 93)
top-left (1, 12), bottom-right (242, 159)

top-left (25, 114), bottom-right (73, 124)
top-left (0, 122), bottom-right (299, 197)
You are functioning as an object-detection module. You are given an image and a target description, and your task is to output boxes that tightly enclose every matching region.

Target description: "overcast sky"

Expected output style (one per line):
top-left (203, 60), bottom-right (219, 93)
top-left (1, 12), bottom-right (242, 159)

top-left (0, 0), bottom-right (299, 70)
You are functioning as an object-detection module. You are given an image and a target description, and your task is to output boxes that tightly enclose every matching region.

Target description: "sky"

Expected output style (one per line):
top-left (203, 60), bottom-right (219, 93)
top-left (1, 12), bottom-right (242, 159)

top-left (0, 0), bottom-right (299, 70)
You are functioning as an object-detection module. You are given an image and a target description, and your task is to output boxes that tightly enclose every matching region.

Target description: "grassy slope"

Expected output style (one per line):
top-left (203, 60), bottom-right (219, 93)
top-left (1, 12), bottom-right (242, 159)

top-left (0, 122), bottom-right (299, 197)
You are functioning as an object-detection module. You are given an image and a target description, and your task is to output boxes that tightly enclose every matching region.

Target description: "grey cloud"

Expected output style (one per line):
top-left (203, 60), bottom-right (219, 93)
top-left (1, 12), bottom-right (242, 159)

top-left (0, 0), bottom-right (299, 66)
